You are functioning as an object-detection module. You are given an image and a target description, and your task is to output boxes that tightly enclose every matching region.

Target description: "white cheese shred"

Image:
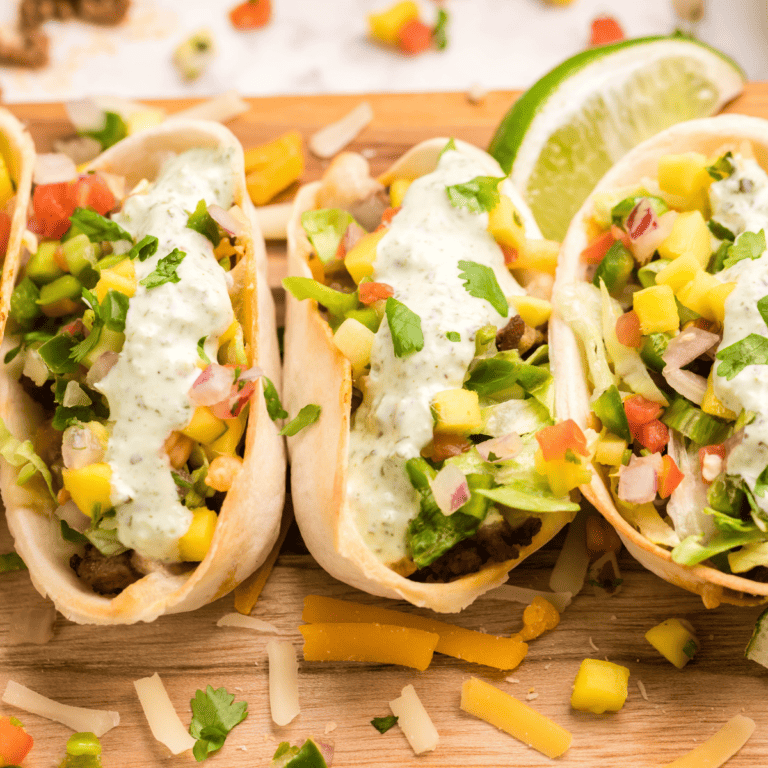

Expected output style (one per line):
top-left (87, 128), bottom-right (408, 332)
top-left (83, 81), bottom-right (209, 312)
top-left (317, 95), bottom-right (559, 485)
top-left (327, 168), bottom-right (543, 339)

top-left (489, 585), bottom-right (572, 613)
top-left (133, 673), bottom-right (196, 755)
top-left (589, 637), bottom-right (600, 652)
top-left (2, 680), bottom-right (120, 737)
top-left (309, 102), bottom-right (373, 159)
top-left (254, 202), bottom-right (293, 241)
top-left (637, 680), bottom-right (649, 701)
top-left (662, 715), bottom-right (755, 768)
top-left (549, 511), bottom-right (590, 595)
top-left (266, 640), bottom-right (300, 726)
top-left (389, 684), bottom-right (439, 756)
top-left (216, 613), bottom-right (280, 633)
top-left (172, 90), bottom-right (249, 123)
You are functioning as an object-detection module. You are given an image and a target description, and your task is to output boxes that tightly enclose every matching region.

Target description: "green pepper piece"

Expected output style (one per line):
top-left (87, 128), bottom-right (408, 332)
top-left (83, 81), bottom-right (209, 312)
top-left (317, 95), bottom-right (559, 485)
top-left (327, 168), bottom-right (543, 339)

top-left (95, 253), bottom-right (128, 272)
top-left (640, 333), bottom-right (671, 372)
top-left (36, 274), bottom-right (83, 306)
top-left (345, 307), bottom-right (381, 333)
top-left (637, 258), bottom-right (671, 288)
top-left (593, 241), bottom-right (634, 296)
top-left (675, 297), bottom-right (701, 326)
top-left (592, 385), bottom-right (631, 442)
top-left (66, 733), bottom-right (101, 757)
top-left (460, 472), bottom-right (494, 519)
top-left (9, 277), bottom-right (41, 326)
top-left (26, 241), bottom-right (65, 285)
top-left (707, 475), bottom-right (745, 515)
top-left (62, 234), bottom-right (99, 278)
top-left (405, 457), bottom-right (437, 492)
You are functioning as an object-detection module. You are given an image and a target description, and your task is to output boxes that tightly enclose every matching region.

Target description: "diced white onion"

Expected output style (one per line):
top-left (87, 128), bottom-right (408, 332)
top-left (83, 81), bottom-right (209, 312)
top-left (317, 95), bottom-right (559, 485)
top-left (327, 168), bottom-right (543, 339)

top-left (22, 349), bottom-right (48, 387)
top-left (86, 351), bottom-right (119, 386)
top-left (62, 380), bottom-right (92, 408)
top-left (388, 684), bottom-right (439, 756)
top-left (663, 366), bottom-right (708, 406)
top-left (702, 453), bottom-right (723, 483)
top-left (172, 90), bottom-right (249, 123)
top-left (33, 153), bottom-right (78, 186)
top-left (254, 202), bottom-right (292, 241)
top-left (62, 424), bottom-right (105, 470)
top-left (489, 585), bottom-right (572, 614)
top-left (236, 365), bottom-right (264, 382)
top-left (266, 640), bottom-right (300, 726)
top-left (618, 453), bottom-right (663, 505)
top-left (208, 204), bottom-right (244, 238)
top-left (549, 511), bottom-right (590, 596)
top-left (662, 327), bottom-right (720, 369)
top-left (7, 605), bottom-right (56, 645)
top-left (3, 680), bottom-right (120, 737)
top-left (476, 432), bottom-right (523, 463)
top-left (189, 364), bottom-right (235, 406)
top-left (429, 464), bottom-right (470, 516)
top-left (53, 135), bottom-right (102, 166)
top-left (65, 97), bottom-right (106, 133)
top-left (309, 102), bottom-right (374, 159)
top-left (98, 172), bottom-right (127, 203)
top-left (133, 673), bottom-right (196, 755)
top-left (216, 613), bottom-right (280, 633)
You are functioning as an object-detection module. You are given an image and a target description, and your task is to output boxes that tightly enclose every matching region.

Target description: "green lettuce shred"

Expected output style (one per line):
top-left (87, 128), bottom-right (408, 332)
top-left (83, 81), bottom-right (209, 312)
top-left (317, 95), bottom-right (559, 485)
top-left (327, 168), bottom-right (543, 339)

top-left (0, 418), bottom-right (55, 499)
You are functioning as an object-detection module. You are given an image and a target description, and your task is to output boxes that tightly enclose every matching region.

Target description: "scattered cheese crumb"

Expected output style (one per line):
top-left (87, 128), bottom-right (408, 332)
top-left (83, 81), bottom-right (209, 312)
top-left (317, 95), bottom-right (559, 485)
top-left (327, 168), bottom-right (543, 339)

top-left (589, 637), bottom-right (599, 652)
top-left (544, 663), bottom-right (551, 670)
top-left (238, 746), bottom-right (248, 751)
top-left (610, 615), bottom-right (617, 621)
top-left (325, 722), bottom-right (337, 734)
top-left (528, 688), bottom-right (535, 694)
top-left (526, 692), bottom-right (540, 701)
top-left (234, 687), bottom-right (243, 691)
top-left (505, 677), bottom-right (520, 684)
top-left (637, 680), bottom-right (649, 701)
top-left (467, 83), bottom-right (488, 104)
top-left (361, 148), bottom-right (377, 159)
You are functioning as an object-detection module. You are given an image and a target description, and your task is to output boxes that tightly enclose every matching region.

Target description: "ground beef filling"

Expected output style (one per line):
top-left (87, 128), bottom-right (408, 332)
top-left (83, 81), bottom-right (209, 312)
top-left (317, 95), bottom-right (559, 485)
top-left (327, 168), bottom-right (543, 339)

top-left (409, 516), bottom-right (542, 583)
top-left (70, 545), bottom-right (141, 596)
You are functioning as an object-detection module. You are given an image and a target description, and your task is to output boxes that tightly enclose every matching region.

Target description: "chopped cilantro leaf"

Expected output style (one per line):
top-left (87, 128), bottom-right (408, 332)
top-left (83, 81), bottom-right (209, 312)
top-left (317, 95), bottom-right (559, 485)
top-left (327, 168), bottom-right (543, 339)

top-left (432, 8), bottom-right (449, 50)
top-left (758, 296), bottom-right (768, 329)
top-left (438, 138), bottom-right (456, 158)
top-left (4, 345), bottom-right (21, 364)
top-left (189, 685), bottom-right (247, 762)
top-left (280, 404), bottom-right (321, 436)
top-left (39, 332), bottom-right (80, 374)
top-left (723, 230), bottom-right (766, 269)
top-left (716, 333), bottom-right (768, 380)
top-left (755, 464), bottom-right (768, 497)
top-left (52, 405), bottom-right (97, 431)
top-left (385, 297), bottom-right (424, 358)
top-left (140, 248), bottom-right (186, 289)
top-left (445, 175), bottom-right (504, 214)
top-left (187, 199), bottom-right (221, 246)
top-left (706, 151), bottom-right (734, 181)
top-left (371, 715), bottom-right (399, 734)
top-left (69, 208), bottom-right (132, 243)
top-left (60, 519), bottom-right (89, 544)
top-left (83, 110), bottom-right (127, 151)
top-left (446, 331), bottom-right (461, 342)
top-left (708, 219), bottom-right (735, 242)
top-left (457, 260), bottom-right (508, 317)
top-left (197, 336), bottom-right (211, 365)
top-left (263, 377), bottom-right (288, 421)
top-left (127, 234), bottom-right (159, 262)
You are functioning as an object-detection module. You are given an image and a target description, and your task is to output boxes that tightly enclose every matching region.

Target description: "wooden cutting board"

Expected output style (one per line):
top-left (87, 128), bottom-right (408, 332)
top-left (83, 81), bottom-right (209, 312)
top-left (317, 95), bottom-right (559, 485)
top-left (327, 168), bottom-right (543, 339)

top-left (3, 87), bottom-right (768, 768)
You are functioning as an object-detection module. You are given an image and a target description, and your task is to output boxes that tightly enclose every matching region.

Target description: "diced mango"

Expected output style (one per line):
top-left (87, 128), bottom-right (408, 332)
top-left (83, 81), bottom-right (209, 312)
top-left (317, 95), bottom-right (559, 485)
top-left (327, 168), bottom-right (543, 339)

top-left (509, 295), bottom-right (551, 328)
top-left (178, 507), bottom-right (218, 562)
top-left (432, 388), bottom-right (482, 435)
top-left (571, 658), bottom-right (630, 714)
top-left (389, 178), bottom-right (412, 208)
top-left (654, 252), bottom-right (702, 292)
top-left (657, 210), bottom-right (712, 266)
top-left (702, 370), bottom-right (737, 421)
top-left (645, 618), bottom-right (699, 669)
top-left (368, 0), bottom-right (419, 44)
top-left (633, 284), bottom-right (679, 334)
top-left (534, 449), bottom-right (591, 497)
top-left (345, 229), bottom-right (386, 284)
top-left (488, 193), bottom-right (526, 250)
top-left (595, 433), bottom-right (628, 466)
top-left (95, 259), bottom-right (136, 302)
top-left (676, 271), bottom-right (722, 321)
top-left (333, 317), bottom-right (375, 379)
top-left (0, 151), bottom-right (14, 209)
top-left (209, 416), bottom-right (245, 456)
top-left (62, 463), bottom-right (112, 517)
top-left (218, 320), bottom-right (240, 346)
top-left (708, 281), bottom-right (737, 323)
top-left (512, 238), bottom-right (560, 275)
top-left (245, 131), bottom-right (304, 206)
top-left (658, 152), bottom-right (712, 212)
top-left (183, 406), bottom-right (228, 444)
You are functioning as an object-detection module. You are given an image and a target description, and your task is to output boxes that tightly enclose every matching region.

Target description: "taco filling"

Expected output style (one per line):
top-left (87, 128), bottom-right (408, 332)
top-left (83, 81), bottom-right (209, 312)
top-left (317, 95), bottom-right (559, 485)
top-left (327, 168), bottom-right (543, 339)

top-left (2, 147), bottom-right (259, 594)
top-left (286, 142), bottom-right (583, 583)
top-left (560, 145), bottom-right (768, 580)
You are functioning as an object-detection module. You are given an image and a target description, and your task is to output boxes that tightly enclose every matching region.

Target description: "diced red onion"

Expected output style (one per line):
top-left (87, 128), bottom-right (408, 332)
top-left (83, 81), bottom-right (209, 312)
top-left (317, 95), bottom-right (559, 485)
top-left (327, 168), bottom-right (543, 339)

top-left (189, 364), bottom-right (236, 406)
top-left (430, 464), bottom-right (470, 516)
top-left (33, 153), bottom-right (78, 186)
top-left (208, 204), bottom-right (244, 238)
top-left (62, 424), bottom-right (106, 469)
top-left (662, 326), bottom-right (720, 369)
top-left (618, 453), bottom-right (662, 505)
top-left (626, 199), bottom-right (657, 240)
top-left (476, 432), bottom-right (523, 463)
top-left (341, 221), bottom-right (366, 253)
top-left (86, 351), bottom-right (119, 386)
top-left (662, 367), bottom-right (708, 406)
top-left (211, 381), bottom-right (255, 419)
top-left (65, 97), bottom-right (106, 133)
top-left (628, 205), bottom-right (677, 265)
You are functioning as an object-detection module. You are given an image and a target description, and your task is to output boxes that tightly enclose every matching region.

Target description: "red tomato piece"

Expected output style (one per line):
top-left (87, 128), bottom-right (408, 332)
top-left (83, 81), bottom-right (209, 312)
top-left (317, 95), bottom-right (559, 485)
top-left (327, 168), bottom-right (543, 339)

top-left (636, 419), bottom-right (668, 453)
top-left (580, 230), bottom-right (615, 264)
top-left (380, 207), bottom-right (401, 225)
top-left (590, 16), bottom-right (625, 46)
top-left (359, 281), bottom-right (394, 305)
top-left (610, 224), bottom-right (632, 249)
top-left (31, 182), bottom-right (76, 239)
top-left (658, 454), bottom-right (684, 499)
top-left (0, 716), bottom-right (33, 765)
top-left (0, 211), bottom-right (10, 257)
top-left (74, 173), bottom-right (115, 215)
top-left (500, 244), bottom-right (518, 266)
top-left (624, 395), bottom-right (663, 433)
top-left (536, 419), bottom-right (589, 462)
top-left (422, 434), bottom-right (471, 463)
top-left (229, 0), bottom-right (272, 29)
top-left (398, 19), bottom-right (433, 55)
top-left (615, 310), bottom-right (642, 348)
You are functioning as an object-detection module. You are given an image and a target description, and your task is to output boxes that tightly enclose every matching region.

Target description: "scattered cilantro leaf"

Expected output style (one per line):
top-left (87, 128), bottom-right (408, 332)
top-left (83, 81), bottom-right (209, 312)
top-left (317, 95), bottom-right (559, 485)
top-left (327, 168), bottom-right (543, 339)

top-left (682, 638), bottom-right (698, 658)
top-left (723, 230), bottom-right (766, 269)
top-left (457, 259), bottom-right (508, 317)
top-left (432, 8), bottom-right (449, 50)
top-left (446, 331), bottom-right (460, 342)
top-left (439, 138), bottom-right (456, 158)
top-left (706, 152), bottom-right (734, 181)
top-left (39, 332), bottom-right (80, 374)
top-left (708, 219), bottom-right (735, 242)
top-left (52, 405), bottom-right (97, 431)
top-left (127, 234), bottom-right (159, 262)
top-left (82, 110), bottom-right (127, 151)
top-left (0, 552), bottom-right (26, 573)
top-left (197, 336), bottom-right (211, 365)
top-left (758, 296), bottom-right (768, 329)
top-left (755, 464), bottom-right (768, 498)
top-left (3, 345), bottom-right (21, 364)
top-left (189, 686), bottom-right (247, 762)
top-left (140, 248), bottom-right (186, 289)
top-left (385, 297), bottom-right (424, 357)
top-left (60, 519), bottom-right (89, 544)
top-left (445, 175), bottom-right (504, 214)
top-left (69, 208), bottom-right (132, 243)
top-left (371, 715), bottom-right (399, 734)
top-left (280, 404), bottom-right (321, 436)
top-left (263, 377), bottom-right (288, 421)
top-left (187, 199), bottom-right (221, 246)
top-left (716, 333), bottom-right (768, 380)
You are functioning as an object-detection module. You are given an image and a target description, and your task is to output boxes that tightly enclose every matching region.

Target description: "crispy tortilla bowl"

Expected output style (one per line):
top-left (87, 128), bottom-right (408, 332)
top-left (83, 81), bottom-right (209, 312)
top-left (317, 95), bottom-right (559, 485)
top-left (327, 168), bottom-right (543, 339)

top-left (551, 114), bottom-right (768, 609)
top-left (0, 119), bottom-right (285, 624)
top-left (283, 137), bottom-right (574, 614)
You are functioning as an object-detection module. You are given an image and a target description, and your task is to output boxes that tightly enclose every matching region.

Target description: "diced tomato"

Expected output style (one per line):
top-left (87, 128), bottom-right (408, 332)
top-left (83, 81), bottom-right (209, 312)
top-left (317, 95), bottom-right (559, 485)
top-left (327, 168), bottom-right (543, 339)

top-left (580, 230), bottom-right (615, 264)
top-left (73, 173), bottom-right (115, 215)
top-left (636, 419), bottom-right (668, 453)
top-left (658, 454), bottom-right (684, 499)
top-left (422, 434), bottom-right (471, 463)
top-left (359, 281), bottom-right (394, 305)
top-left (0, 211), bottom-right (10, 256)
top-left (31, 182), bottom-right (76, 239)
top-left (398, 19), bottom-right (432, 55)
top-left (229, 0), bottom-right (271, 29)
top-left (624, 395), bottom-right (663, 434)
top-left (615, 310), bottom-right (642, 348)
top-left (500, 244), bottom-right (518, 266)
top-left (536, 419), bottom-right (589, 462)
top-left (699, 444), bottom-right (726, 481)
top-left (380, 207), bottom-right (401, 225)
top-left (0, 716), bottom-right (33, 765)
top-left (610, 224), bottom-right (631, 249)
top-left (590, 16), bottom-right (625, 46)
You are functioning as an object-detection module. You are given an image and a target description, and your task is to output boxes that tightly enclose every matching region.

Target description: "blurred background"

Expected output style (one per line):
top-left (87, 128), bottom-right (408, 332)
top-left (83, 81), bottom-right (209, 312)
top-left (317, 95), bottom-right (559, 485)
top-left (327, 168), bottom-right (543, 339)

top-left (0, 0), bottom-right (766, 103)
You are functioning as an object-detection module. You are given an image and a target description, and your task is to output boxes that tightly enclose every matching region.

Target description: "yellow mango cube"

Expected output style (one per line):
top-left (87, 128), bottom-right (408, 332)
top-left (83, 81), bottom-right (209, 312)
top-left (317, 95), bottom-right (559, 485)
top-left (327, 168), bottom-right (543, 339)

top-left (209, 416), bottom-right (245, 456)
top-left (594, 433), bottom-right (628, 466)
top-left (701, 370), bottom-right (737, 421)
top-left (657, 152), bottom-right (712, 211)
top-left (645, 618), bottom-right (699, 669)
top-left (245, 131), bottom-right (304, 206)
top-left (345, 229), bottom-right (387, 283)
top-left (432, 389), bottom-right (482, 435)
top-left (0, 151), bottom-right (14, 208)
top-left (178, 507), bottom-right (218, 561)
top-left (218, 320), bottom-right (240, 346)
top-left (633, 284), bottom-right (679, 334)
top-left (708, 281), bottom-right (737, 323)
top-left (510, 295), bottom-right (552, 328)
top-left (657, 211), bottom-right (712, 266)
top-left (534, 449), bottom-right (591, 497)
top-left (95, 259), bottom-right (136, 302)
top-left (183, 406), bottom-right (228, 444)
top-left (571, 658), bottom-right (630, 714)
top-left (488, 194), bottom-right (527, 250)
top-left (62, 463), bottom-right (112, 517)
top-left (368, 0), bottom-right (419, 44)
top-left (389, 178), bottom-right (412, 208)
top-left (654, 252), bottom-right (702, 292)
top-left (512, 238), bottom-right (560, 275)
top-left (676, 271), bottom-right (721, 321)
top-left (333, 317), bottom-right (375, 379)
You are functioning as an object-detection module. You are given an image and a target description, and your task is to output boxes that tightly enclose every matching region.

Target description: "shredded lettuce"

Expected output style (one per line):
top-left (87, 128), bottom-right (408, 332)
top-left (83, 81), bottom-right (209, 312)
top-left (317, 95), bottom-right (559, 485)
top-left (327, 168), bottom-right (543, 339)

top-left (610, 475), bottom-right (680, 547)
top-left (481, 398), bottom-right (551, 438)
top-left (666, 431), bottom-right (714, 541)
top-left (477, 483), bottom-right (579, 513)
top-left (300, 209), bottom-right (355, 264)
top-left (0, 418), bottom-right (55, 499)
top-left (728, 541), bottom-right (768, 573)
top-left (672, 528), bottom-right (765, 566)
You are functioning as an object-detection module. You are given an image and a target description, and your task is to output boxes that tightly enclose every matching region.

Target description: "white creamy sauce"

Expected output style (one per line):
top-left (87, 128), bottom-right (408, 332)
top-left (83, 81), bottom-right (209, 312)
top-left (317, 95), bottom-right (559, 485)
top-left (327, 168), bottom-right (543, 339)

top-left (710, 156), bottom-right (768, 237)
top-left (346, 149), bottom-right (524, 566)
top-left (97, 148), bottom-right (235, 561)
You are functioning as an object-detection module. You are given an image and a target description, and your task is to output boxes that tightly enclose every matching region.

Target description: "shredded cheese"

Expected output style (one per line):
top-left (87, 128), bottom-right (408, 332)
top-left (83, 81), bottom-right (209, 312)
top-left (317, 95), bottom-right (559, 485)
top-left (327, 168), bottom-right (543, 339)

top-left (489, 585), bottom-right (572, 613)
top-left (549, 510), bottom-right (590, 595)
top-left (172, 90), bottom-right (249, 122)
top-left (662, 715), bottom-right (755, 768)
top-left (589, 637), bottom-right (600, 652)
top-left (2, 680), bottom-right (120, 737)
top-left (266, 640), bottom-right (300, 726)
top-left (217, 613), bottom-right (280, 633)
top-left (637, 680), bottom-right (649, 701)
top-left (133, 673), bottom-right (195, 755)
top-left (389, 684), bottom-right (439, 755)
top-left (460, 677), bottom-right (571, 759)
top-left (308, 102), bottom-right (374, 158)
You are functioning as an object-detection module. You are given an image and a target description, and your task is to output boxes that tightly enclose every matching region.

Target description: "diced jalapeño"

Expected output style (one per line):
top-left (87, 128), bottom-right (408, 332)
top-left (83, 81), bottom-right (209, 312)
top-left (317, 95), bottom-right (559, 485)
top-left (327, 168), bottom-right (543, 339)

top-left (593, 241), bottom-right (634, 296)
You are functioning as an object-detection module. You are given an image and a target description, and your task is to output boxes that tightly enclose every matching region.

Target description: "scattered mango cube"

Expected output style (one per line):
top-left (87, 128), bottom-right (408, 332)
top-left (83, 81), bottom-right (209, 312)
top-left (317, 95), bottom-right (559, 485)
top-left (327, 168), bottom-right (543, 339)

top-left (657, 210), bottom-right (712, 266)
top-left (178, 507), bottom-right (218, 561)
top-left (654, 252), bottom-right (702, 292)
top-left (657, 152), bottom-right (712, 211)
top-left (701, 370), bottom-right (737, 421)
top-left (534, 449), bottom-right (591, 497)
top-left (95, 259), bottom-right (136, 302)
top-left (345, 229), bottom-right (386, 283)
top-left (594, 432), bottom-right (628, 466)
top-left (431, 388), bottom-right (482, 435)
top-left (676, 271), bottom-right (721, 321)
top-left (510, 295), bottom-right (551, 328)
top-left (333, 317), bottom-right (375, 379)
top-left (389, 178), bottom-right (412, 207)
top-left (707, 280), bottom-right (737, 323)
top-left (488, 193), bottom-right (526, 250)
top-left (645, 618), bottom-right (699, 669)
top-left (0, 151), bottom-right (14, 209)
top-left (571, 658), bottom-right (630, 714)
top-left (633, 284), bottom-right (679, 334)
top-left (62, 463), bottom-right (112, 517)
top-left (512, 238), bottom-right (560, 275)
top-left (183, 406), bottom-right (228, 444)
top-left (245, 131), bottom-right (304, 206)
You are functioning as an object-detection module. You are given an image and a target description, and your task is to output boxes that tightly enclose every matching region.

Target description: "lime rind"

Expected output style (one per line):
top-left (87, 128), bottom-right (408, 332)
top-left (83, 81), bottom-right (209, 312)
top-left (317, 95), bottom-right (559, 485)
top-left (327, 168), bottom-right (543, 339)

top-left (746, 604), bottom-right (768, 668)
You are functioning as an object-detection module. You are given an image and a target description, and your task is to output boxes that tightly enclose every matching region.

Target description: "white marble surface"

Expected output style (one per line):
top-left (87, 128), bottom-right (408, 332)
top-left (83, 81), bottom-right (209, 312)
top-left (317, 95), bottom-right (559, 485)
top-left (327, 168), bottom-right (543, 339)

top-left (0, 0), bottom-right (767, 104)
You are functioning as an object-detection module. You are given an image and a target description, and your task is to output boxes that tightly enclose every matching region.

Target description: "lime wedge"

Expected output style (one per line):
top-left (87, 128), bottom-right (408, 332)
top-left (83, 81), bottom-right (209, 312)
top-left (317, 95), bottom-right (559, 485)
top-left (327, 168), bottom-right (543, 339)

top-left (488, 34), bottom-right (745, 240)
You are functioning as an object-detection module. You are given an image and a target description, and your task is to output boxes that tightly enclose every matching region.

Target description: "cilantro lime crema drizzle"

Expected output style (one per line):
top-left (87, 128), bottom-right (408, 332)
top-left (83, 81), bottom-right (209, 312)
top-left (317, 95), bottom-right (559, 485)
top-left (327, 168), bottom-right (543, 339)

top-left (97, 148), bottom-right (235, 561)
top-left (346, 149), bottom-right (524, 567)
top-left (711, 154), bottom-right (768, 516)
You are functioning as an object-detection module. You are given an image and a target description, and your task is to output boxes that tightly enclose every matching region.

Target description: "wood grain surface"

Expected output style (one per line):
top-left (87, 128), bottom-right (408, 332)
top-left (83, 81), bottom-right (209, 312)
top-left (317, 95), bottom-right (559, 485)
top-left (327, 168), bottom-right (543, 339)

top-left (3, 86), bottom-right (768, 768)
